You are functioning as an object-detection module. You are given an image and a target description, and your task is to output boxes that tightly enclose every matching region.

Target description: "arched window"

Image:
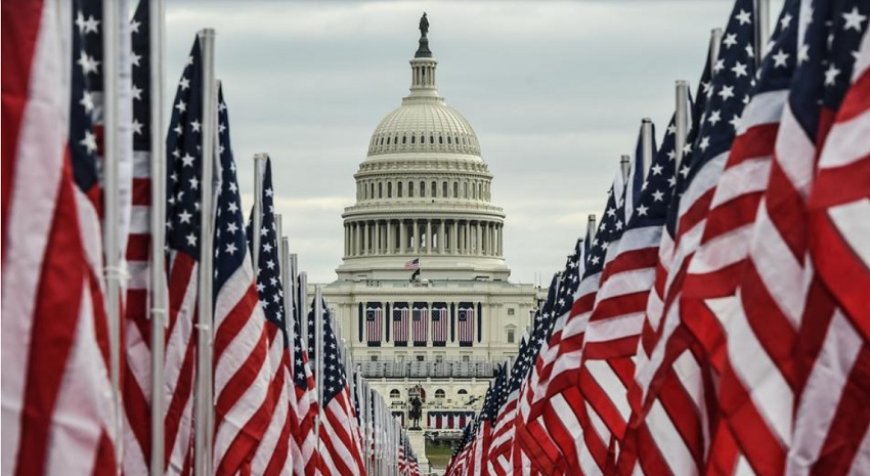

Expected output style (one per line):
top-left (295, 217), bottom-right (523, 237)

top-left (409, 181), bottom-right (415, 198)
top-left (378, 182), bottom-right (383, 198)
top-left (411, 135), bottom-right (416, 144)
top-left (386, 137), bottom-right (391, 145)
top-left (398, 182), bottom-right (403, 198)
top-left (402, 135), bottom-right (407, 144)
top-left (438, 135), bottom-right (443, 144)
top-left (420, 181), bottom-right (426, 197)
top-left (432, 181), bottom-right (437, 197)
top-left (435, 389), bottom-right (446, 399)
top-left (454, 182), bottom-right (459, 198)
top-left (457, 389), bottom-right (468, 395)
top-left (390, 389), bottom-right (401, 399)
top-left (478, 183), bottom-right (482, 199)
top-left (464, 182), bottom-right (469, 199)
top-left (447, 136), bottom-right (452, 144)
top-left (430, 135), bottom-right (434, 144)
top-left (472, 183), bottom-right (477, 199)
top-left (443, 182), bottom-right (448, 198)
top-left (420, 134), bottom-right (425, 144)
top-left (387, 182), bottom-right (392, 198)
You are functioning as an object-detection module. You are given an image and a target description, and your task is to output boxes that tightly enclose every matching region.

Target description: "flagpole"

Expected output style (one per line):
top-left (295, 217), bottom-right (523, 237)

top-left (641, 118), bottom-right (654, 178)
top-left (281, 236), bottom-right (293, 342)
top-left (103, 0), bottom-right (133, 468)
top-left (314, 284), bottom-right (325, 461)
top-left (252, 153), bottom-right (267, 267)
top-left (619, 154), bottom-right (631, 184)
top-left (753, 0), bottom-right (770, 67)
top-left (194, 27), bottom-right (217, 476)
top-left (709, 28), bottom-right (724, 72)
top-left (674, 80), bottom-right (690, 168)
top-left (148, 0), bottom-right (168, 474)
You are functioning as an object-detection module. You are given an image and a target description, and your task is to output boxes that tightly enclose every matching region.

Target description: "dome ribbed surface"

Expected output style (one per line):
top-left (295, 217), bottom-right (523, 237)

top-left (367, 99), bottom-right (481, 156)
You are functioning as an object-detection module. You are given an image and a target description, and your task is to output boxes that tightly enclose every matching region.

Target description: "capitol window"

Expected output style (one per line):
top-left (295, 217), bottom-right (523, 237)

top-left (453, 182), bottom-right (458, 198)
top-left (411, 135), bottom-right (415, 144)
top-left (409, 181), bottom-right (414, 197)
top-left (398, 182), bottom-right (403, 197)
top-left (390, 389), bottom-right (401, 399)
top-left (402, 135), bottom-right (407, 144)
top-left (388, 182), bottom-right (392, 198)
top-left (432, 181), bottom-right (437, 197)
top-left (420, 181), bottom-right (426, 197)
top-left (508, 308), bottom-right (515, 316)
top-left (443, 182), bottom-right (448, 198)
top-left (507, 329), bottom-right (515, 344)
top-left (379, 182), bottom-right (383, 198)
top-left (435, 389), bottom-right (446, 399)
top-left (457, 389), bottom-right (468, 395)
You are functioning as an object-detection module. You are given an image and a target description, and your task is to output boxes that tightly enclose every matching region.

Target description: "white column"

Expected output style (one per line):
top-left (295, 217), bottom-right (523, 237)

top-left (476, 222), bottom-right (482, 256)
top-left (374, 220), bottom-right (380, 255)
top-left (426, 220), bottom-right (433, 255)
top-left (465, 221), bottom-right (471, 254)
top-left (439, 221), bottom-right (445, 254)
top-left (387, 220), bottom-right (393, 254)
top-left (400, 220), bottom-right (407, 254)
top-left (413, 219), bottom-right (420, 255)
top-left (363, 221), bottom-right (369, 255)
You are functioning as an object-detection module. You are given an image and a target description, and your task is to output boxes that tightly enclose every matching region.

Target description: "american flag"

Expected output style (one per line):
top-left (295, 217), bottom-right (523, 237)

top-left (212, 87), bottom-right (275, 475)
top-left (123, 1), bottom-right (157, 473)
top-left (316, 301), bottom-right (367, 475)
top-left (672, 1), bottom-right (802, 473)
top-left (432, 303), bottom-right (449, 345)
top-left (573, 119), bottom-right (662, 471)
top-left (289, 274), bottom-right (318, 475)
top-left (393, 302), bottom-right (410, 345)
top-left (458, 303), bottom-right (475, 346)
top-left (534, 174), bottom-right (627, 473)
top-left (742, 1), bottom-right (869, 473)
top-left (514, 238), bottom-right (585, 472)
top-left (803, 11), bottom-right (870, 473)
top-left (412, 302), bottom-right (429, 345)
top-left (163, 37), bottom-right (206, 474)
top-left (247, 156), bottom-right (293, 474)
top-left (366, 302), bottom-right (384, 345)
top-left (404, 257), bottom-right (420, 270)
top-left (631, 1), bottom-right (759, 474)
top-left (2, 1), bottom-right (117, 473)
top-left (469, 366), bottom-right (505, 476)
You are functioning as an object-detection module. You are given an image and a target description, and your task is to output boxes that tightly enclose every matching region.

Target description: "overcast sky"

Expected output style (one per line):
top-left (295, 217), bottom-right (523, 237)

top-left (165, 0), bottom-right (781, 284)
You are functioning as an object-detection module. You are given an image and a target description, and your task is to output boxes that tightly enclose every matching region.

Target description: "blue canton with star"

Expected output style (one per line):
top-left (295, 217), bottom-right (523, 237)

top-left (165, 40), bottom-right (204, 260)
top-left (248, 158), bottom-right (288, 346)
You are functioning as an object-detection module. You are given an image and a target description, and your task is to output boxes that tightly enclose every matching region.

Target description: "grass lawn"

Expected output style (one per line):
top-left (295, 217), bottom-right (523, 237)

top-left (425, 441), bottom-right (455, 468)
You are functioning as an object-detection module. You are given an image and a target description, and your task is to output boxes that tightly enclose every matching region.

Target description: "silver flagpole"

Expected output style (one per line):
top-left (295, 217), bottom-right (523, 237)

top-left (281, 236), bottom-right (293, 342)
top-left (102, 0), bottom-right (132, 467)
top-left (148, 0), bottom-right (168, 474)
top-left (251, 153), bottom-right (267, 268)
top-left (314, 285), bottom-right (325, 459)
top-left (754, 0), bottom-right (770, 68)
top-left (194, 27), bottom-right (217, 476)
top-left (709, 28), bottom-right (724, 73)
top-left (674, 80), bottom-right (690, 169)
top-left (641, 118), bottom-right (654, 179)
top-left (619, 154), bottom-right (631, 183)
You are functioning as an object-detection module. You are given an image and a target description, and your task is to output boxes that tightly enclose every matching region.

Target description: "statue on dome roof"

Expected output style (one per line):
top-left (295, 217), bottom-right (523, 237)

top-left (419, 12), bottom-right (429, 38)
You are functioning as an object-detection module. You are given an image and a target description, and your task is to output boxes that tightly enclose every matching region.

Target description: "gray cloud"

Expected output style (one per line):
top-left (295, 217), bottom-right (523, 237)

top-left (166, 0), bottom-right (781, 283)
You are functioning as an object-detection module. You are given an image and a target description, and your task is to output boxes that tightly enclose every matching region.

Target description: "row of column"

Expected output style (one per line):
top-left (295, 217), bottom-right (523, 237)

top-left (344, 218), bottom-right (503, 258)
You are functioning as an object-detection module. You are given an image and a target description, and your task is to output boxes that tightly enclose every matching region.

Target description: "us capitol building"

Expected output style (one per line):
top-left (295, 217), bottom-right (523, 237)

top-left (317, 15), bottom-right (542, 444)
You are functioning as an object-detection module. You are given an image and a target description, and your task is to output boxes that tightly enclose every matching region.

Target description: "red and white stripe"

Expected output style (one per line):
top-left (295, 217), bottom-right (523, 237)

top-left (249, 324), bottom-right (292, 475)
top-left (412, 306), bottom-right (428, 344)
top-left (213, 249), bottom-right (275, 475)
top-left (432, 307), bottom-right (448, 344)
top-left (793, 26), bottom-right (870, 476)
top-left (366, 307), bottom-right (382, 343)
top-left (290, 338), bottom-right (318, 476)
top-left (2, 1), bottom-right (117, 473)
top-left (393, 307), bottom-right (409, 344)
top-left (318, 385), bottom-right (367, 476)
top-left (458, 308), bottom-right (475, 344)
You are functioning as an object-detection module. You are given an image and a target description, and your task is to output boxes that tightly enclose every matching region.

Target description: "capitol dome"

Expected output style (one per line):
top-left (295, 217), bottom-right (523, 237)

top-left (367, 98), bottom-right (481, 157)
top-left (337, 18), bottom-right (510, 281)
